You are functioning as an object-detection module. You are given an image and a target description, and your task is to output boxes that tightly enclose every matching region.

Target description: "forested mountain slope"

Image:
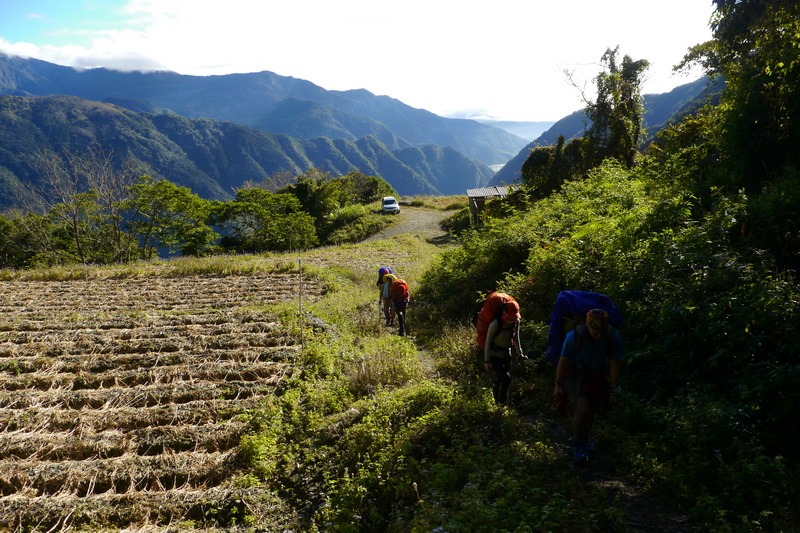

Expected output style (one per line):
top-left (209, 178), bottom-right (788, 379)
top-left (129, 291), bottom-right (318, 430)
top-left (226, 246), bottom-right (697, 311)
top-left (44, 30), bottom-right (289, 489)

top-left (0, 95), bottom-right (494, 209)
top-left (0, 53), bottom-right (527, 167)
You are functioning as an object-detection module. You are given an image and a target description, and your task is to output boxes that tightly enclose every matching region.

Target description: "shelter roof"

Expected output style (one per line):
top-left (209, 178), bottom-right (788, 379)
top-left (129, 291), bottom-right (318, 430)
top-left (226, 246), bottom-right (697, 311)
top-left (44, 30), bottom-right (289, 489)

top-left (466, 186), bottom-right (510, 199)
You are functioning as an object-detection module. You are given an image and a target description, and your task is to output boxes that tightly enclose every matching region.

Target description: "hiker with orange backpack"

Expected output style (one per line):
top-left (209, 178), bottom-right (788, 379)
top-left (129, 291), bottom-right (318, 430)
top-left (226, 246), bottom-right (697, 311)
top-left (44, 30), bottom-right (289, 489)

top-left (477, 292), bottom-right (526, 405)
top-left (554, 308), bottom-right (623, 464)
top-left (389, 276), bottom-right (410, 336)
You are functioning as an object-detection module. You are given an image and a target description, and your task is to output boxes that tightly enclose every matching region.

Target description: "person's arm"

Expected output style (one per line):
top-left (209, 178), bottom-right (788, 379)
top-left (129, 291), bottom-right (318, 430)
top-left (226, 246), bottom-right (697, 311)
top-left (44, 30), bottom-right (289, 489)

top-left (484, 319), bottom-right (499, 372)
top-left (554, 356), bottom-right (569, 398)
top-left (554, 332), bottom-right (574, 397)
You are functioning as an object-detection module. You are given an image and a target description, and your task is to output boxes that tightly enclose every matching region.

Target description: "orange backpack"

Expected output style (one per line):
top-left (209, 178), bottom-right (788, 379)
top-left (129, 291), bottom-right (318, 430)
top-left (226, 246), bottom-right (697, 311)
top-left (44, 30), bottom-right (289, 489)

top-left (476, 292), bottom-right (519, 348)
top-left (390, 278), bottom-right (410, 303)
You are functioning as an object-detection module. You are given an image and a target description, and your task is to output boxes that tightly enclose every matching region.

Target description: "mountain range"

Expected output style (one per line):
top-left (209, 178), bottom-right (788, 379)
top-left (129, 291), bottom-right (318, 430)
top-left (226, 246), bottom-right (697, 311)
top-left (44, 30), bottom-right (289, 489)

top-left (0, 52), bottom-right (712, 208)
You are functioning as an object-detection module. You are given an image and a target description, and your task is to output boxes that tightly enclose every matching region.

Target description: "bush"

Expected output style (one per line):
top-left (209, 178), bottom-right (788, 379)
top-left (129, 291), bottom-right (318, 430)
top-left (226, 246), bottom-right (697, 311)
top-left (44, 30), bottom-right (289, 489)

top-left (319, 204), bottom-right (389, 245)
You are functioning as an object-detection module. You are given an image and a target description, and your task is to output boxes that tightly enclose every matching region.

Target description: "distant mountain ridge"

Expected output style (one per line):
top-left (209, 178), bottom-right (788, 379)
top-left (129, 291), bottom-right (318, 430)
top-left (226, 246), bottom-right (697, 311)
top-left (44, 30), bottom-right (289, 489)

top-left (0, 53), bottom-right (527, 167)
top-left (0, 95), bottom-right (494, 210)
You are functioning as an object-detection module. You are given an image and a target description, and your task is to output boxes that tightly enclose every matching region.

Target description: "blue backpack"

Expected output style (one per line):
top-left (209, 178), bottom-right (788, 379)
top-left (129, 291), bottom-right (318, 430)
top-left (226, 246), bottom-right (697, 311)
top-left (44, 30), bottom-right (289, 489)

top-left (545, 290), bottom-right (622, 366)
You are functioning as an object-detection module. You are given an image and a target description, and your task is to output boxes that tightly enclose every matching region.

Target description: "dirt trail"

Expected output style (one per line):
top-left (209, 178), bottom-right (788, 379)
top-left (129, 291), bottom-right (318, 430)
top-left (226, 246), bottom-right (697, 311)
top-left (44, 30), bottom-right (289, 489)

top-left (362, 206), bottom-right (452, 243)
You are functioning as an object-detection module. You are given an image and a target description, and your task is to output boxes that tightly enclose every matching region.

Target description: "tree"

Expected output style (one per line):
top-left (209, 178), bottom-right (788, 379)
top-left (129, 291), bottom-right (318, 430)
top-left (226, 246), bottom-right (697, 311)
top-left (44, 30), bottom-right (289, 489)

top-left (23, 148), bottom-right (142, 265)
top-left (217, 187), bottom-right (318, 252)
top-left (282, 169), bottom-right (342, 224)
top-left (74, 148), bottom-right (142, 263)
top-left (586, 47), bottom-right (650, 168)
top-left (524, 47), bottom-right (648, 198)
top-left (520, 136), bottom-right (591, 197)
top-left (27, 151), bottom-right (98, 264)
top-left (127, 176), bottom-right (217, 259)
top-left (680, 1), bottom-right (800, 188)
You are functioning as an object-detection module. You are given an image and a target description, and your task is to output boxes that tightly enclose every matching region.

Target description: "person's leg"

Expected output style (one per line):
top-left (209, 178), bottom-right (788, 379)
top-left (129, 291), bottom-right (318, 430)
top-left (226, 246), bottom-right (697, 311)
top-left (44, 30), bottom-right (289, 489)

top-left (395, 302), bottom-right (406, 335)
top-left (384, 299), bottom-right (395, 325)
top-left (572, 397), bottom-right (593, 446)
top-left (489, 357), bottom-right (511, 404)
top-left (565, 375), bottom-right (591, 461)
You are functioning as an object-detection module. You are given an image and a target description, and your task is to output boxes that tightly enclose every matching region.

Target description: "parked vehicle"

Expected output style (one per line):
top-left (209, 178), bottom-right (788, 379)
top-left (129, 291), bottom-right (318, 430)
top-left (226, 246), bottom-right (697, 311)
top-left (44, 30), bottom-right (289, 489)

top-left (382, 196), bottom-right (400, 214)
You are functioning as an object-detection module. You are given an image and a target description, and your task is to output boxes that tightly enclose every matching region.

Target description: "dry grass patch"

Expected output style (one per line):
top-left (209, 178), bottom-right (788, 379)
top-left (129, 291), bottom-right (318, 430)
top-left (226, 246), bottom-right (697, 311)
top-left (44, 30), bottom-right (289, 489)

top-left (0, 267), bottom-right (320, 530)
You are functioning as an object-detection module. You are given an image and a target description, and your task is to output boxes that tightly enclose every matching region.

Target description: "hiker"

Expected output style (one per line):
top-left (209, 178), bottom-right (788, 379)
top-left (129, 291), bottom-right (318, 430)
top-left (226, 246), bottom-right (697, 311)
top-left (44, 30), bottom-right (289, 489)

top-left (377, 267), bottom-right (394, 324)
top-left (553, 308), bottom-right (623, 463)
top-left (389, 276), bottom-right (410, 336)
top-left (377, 266), bottom-right (393, 289)
top-left (380, 273), bottom-right (397, 326)
top-left (478, 293), bottom-right (526, 405)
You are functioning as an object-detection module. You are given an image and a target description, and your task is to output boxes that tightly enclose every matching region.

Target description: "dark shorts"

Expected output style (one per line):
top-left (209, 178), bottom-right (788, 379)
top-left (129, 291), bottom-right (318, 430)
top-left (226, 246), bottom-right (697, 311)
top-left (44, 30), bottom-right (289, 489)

top-left (564, 371), bottom-right (610, 410)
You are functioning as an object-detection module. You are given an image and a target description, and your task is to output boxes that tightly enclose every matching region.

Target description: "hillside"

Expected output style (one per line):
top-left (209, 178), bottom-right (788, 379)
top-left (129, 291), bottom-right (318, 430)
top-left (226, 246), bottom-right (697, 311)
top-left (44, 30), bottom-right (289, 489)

top-left (0, 95), bottom-right (495, 209)
top-left (489, 76), bottom-right (719, 185)
top-left (0, 208), bottom-right (694, 531)
top-left (0, 53), bottom-right (527, 167)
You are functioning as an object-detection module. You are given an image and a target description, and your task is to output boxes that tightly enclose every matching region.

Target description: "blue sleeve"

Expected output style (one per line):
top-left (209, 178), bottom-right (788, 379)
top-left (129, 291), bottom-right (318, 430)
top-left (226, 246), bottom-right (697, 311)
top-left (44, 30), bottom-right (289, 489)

top-left (561, 330), bottom-right (576, 358)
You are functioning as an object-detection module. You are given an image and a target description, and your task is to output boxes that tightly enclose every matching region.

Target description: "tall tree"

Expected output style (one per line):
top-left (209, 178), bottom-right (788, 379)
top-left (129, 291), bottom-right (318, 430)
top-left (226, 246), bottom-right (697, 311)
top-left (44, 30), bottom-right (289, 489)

top-left (74, 148), bottom-right (142, 263)
top-left (586, 47), bottom-right (650, 168)
top-left (217, 187), bottom-right (318, 252)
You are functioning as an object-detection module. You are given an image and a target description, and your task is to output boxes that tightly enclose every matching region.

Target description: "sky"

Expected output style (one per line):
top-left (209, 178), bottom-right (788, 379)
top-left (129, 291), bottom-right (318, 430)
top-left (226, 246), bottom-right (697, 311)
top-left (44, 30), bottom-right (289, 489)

top-left (0, 0), bottom-right (715, 122)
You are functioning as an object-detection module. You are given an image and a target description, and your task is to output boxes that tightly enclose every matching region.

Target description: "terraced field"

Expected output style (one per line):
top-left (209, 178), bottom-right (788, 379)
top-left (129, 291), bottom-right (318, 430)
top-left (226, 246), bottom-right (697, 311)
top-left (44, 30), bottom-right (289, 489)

top-left (0, 206), bottom-right (447, 530)
top-left (0, 271), bottom-right (320, 530)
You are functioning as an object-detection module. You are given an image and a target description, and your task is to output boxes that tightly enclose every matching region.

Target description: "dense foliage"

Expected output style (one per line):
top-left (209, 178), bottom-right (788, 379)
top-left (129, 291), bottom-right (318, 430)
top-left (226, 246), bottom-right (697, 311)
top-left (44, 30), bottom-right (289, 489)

top-left (408, 8), bottom-right (800, 529)
top-left (0, 167), bottom-right (396, 267)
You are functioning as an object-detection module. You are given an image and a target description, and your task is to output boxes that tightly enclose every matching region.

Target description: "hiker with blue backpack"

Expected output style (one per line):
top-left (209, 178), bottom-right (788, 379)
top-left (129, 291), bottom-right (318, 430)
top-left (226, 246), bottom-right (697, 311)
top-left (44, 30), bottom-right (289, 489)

top-left (553, 308), bottom-right (624, 464)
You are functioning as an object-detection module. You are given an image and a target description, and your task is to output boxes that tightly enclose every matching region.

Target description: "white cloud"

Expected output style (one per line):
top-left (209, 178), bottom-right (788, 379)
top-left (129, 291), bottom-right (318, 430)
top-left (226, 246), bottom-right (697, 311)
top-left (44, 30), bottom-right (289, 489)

top-left (0, 0), bottom-right (714, 121)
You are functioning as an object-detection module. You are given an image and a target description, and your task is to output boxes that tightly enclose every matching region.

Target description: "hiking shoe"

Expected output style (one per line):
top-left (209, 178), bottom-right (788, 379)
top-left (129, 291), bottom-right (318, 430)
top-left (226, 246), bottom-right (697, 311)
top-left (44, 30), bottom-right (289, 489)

top-left (573, 444), bottom-right (588, 463)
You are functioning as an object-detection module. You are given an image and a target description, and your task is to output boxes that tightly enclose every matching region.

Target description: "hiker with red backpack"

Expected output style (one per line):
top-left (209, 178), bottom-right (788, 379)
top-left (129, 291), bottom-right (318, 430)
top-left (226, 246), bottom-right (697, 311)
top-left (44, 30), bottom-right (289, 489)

top-left (477, 292), bottom-right (526, 405)
top-left (389, 276), bottom-right (410, 336)
top-left (553, 308), bottom-right (624, 464)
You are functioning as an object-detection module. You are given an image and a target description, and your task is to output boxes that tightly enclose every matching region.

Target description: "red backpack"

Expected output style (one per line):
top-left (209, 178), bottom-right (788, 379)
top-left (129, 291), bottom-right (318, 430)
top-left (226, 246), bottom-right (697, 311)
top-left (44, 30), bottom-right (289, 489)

top-left (476, 292), bottom-right (520, 348)
top-left (390, 278), bottom-right (410, 303)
